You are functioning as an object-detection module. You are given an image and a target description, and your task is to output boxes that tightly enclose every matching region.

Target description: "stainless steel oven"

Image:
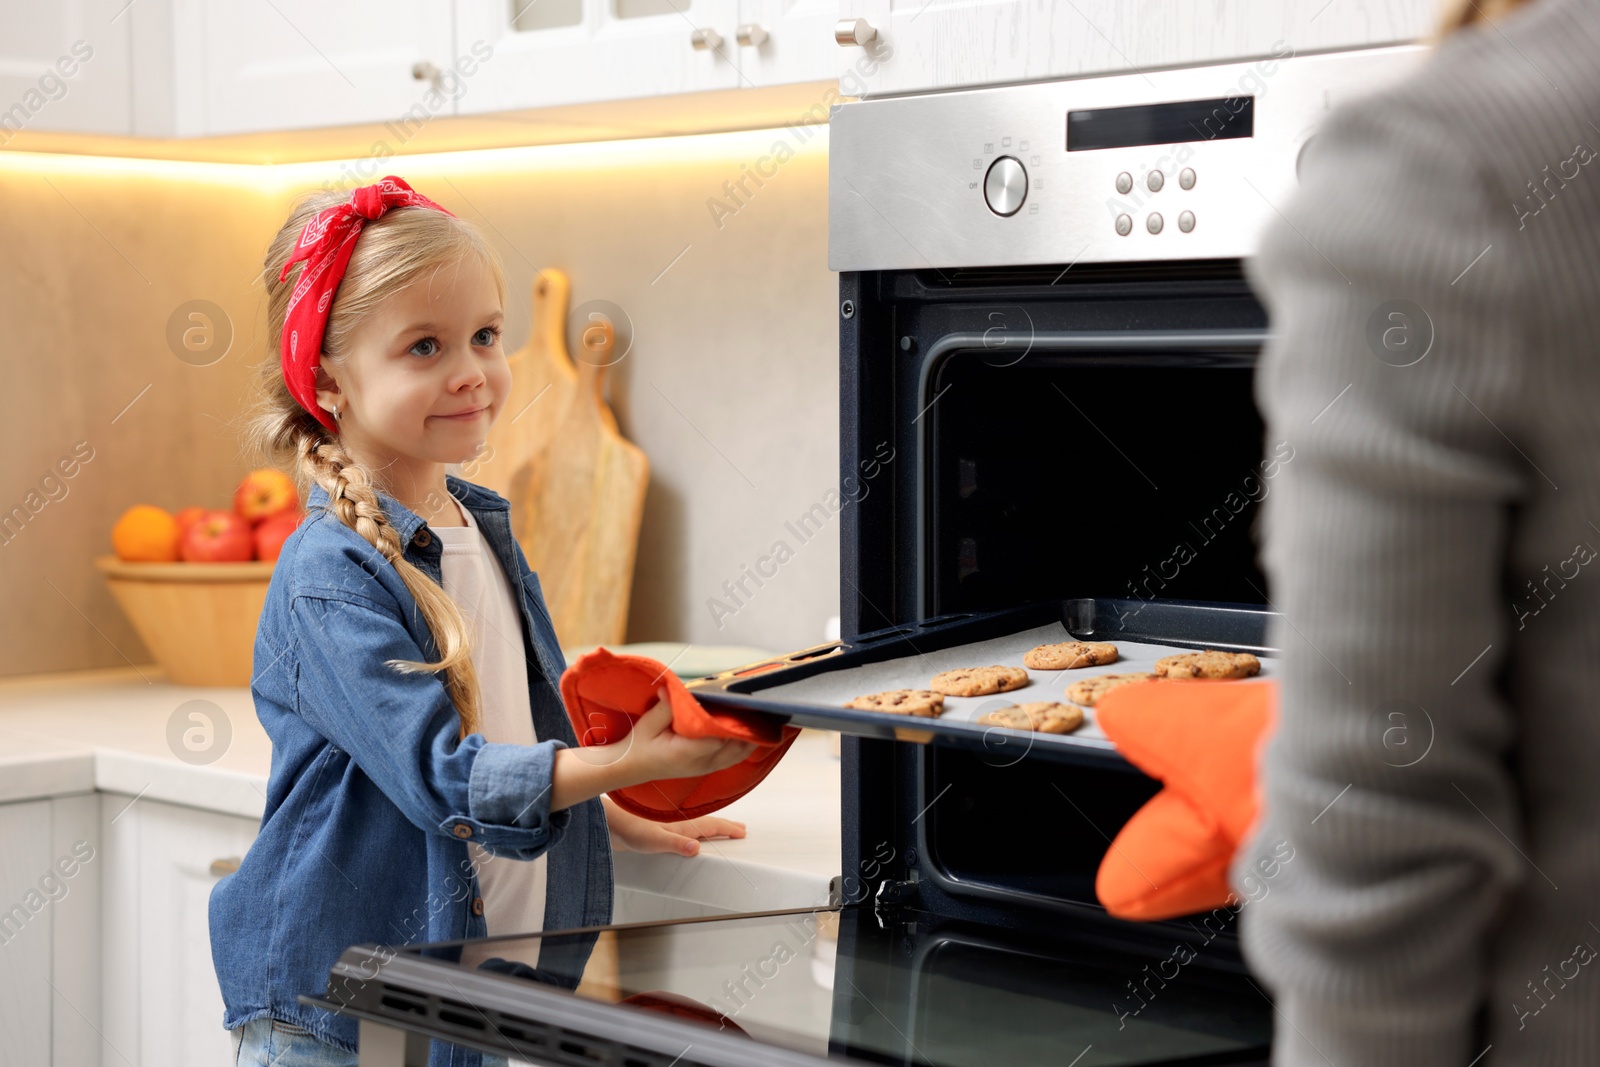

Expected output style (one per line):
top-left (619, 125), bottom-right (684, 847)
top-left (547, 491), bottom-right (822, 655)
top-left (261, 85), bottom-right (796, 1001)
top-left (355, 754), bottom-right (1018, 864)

top-left (308, 43), bottom-right (1425, 1067)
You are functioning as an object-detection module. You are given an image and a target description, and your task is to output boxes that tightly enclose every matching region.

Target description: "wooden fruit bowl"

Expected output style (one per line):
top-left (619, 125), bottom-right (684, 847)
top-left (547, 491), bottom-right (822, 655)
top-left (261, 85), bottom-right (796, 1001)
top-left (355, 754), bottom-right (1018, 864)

top-left (94, 555), bottom-right (275, 687)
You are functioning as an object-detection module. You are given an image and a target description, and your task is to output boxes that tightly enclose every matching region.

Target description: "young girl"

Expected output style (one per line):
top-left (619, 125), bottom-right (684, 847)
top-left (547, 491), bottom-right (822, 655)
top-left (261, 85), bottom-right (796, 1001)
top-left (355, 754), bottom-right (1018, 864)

top-left (211, 176), bottom-right (757, 1067)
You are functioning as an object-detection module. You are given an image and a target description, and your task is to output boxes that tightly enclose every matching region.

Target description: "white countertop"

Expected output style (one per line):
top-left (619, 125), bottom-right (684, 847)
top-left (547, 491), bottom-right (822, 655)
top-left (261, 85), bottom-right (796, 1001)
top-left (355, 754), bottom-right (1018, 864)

top-left (0, 666), bottom-right (841, 915)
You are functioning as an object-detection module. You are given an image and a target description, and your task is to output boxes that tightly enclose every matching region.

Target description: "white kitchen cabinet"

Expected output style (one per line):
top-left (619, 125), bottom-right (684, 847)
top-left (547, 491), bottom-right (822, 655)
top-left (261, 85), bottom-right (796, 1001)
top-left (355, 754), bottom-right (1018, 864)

top-left (835, 0), bottom-right (1438, 97)
top-left (2, 0), bottom-right (1447, 144)
top-left (0, 799), bottom-right (53, 1067)
top-left (0, 794), bottom-right (100, 1067)
top-left (732, 0), bottom-right (847, 89)
top-left (100, 794), bottom-right (260, 1066)
top-left (130, 0), bottom-right (456, 137)
top-left (454, 0), bottom-right (742, 115)
top-left (0, 2), bottom-right (134, 138)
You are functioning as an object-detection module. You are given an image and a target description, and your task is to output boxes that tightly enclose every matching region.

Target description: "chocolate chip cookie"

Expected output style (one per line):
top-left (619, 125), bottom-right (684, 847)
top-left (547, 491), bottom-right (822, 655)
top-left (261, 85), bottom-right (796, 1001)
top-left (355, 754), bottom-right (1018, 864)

top-left (975, 701), bottom-right (1085, 734)
top-left (845, 689), bottom-right (946, 717)
top-left (1065, 671), bottom-right (1157, 706)
top-left (1153, 650), bottom-right (1261, 680)
top-left (930, 665), bottom-right (1030, 697)
top-left (1023, 640), bottom-right (1120, 671)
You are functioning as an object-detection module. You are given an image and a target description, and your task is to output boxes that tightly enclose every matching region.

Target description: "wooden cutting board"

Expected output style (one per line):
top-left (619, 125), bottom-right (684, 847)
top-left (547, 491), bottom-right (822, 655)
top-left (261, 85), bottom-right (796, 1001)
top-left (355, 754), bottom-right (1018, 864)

top-left (474, 269), bottom-right (648, 649)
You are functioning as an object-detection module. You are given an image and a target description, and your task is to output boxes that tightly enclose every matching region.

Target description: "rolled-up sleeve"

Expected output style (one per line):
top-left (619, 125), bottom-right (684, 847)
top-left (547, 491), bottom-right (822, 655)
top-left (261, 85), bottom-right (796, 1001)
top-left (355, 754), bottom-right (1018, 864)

top-left (290, 592), bottom-right (571, 860)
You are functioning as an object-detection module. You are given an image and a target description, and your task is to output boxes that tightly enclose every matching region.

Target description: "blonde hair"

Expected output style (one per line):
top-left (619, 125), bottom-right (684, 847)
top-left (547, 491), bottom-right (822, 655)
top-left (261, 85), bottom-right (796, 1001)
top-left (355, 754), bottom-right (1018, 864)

top-left (1433, 0), bottom-right (1536, 41)
top-left (244, 186), bottom-right (509, 740)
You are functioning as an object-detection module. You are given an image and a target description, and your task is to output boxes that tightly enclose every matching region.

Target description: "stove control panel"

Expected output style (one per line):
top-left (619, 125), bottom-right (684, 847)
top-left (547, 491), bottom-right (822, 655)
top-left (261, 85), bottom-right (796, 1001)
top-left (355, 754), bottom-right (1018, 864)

top-left (829, 45), bottom-right (1425, 271)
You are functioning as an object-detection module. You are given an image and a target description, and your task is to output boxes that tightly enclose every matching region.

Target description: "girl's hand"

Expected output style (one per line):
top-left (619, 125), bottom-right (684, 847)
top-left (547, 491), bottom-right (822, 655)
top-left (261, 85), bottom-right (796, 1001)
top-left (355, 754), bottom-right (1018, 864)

top-left (551, 686), bottom-right (763, 813)
top-left (601, 795), bottom-right (746, 856)
top-left (617, 686), bottom-right (761, 784)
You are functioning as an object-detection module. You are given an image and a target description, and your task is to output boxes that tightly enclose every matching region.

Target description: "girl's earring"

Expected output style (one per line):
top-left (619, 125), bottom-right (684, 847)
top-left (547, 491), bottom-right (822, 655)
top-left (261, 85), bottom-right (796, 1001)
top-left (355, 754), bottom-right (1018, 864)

top-left (331, 404), bottom-right (342, 421)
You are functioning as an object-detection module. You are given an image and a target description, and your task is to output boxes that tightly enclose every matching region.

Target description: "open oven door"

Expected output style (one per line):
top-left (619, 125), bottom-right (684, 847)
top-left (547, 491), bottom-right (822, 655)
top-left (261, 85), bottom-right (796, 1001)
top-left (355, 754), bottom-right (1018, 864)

top-left (305, 901), bottom-right (1271, 1066)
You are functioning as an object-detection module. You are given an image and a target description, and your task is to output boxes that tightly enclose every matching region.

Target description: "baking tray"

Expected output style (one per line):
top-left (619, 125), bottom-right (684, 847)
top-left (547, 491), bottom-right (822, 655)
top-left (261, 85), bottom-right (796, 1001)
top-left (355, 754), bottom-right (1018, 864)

top-left (688, 598), bottom-right (1276, 769)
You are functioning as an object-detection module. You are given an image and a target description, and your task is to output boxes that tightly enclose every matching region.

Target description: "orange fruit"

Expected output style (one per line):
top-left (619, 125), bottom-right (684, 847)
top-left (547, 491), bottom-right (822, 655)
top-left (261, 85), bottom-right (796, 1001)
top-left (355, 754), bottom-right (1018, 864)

top-left (111, 505), bottom-right (181, 562)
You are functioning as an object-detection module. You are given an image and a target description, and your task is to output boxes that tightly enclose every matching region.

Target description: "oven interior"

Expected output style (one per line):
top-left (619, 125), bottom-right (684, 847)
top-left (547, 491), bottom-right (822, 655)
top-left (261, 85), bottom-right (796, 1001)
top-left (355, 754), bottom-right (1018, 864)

top-left (839, 261), bottom-right (1274, 932)
top-left (841, 262), bottom-right (1273, 634)
top-left (919, 745), bottom-right (1164, 909)
top-left (930, 354), bottom-right (1269, 614)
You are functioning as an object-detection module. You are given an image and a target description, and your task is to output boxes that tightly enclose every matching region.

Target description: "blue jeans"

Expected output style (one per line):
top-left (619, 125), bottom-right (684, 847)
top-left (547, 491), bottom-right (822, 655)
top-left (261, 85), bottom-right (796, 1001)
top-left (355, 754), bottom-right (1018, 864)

top-left (231, 1017), bottom-right (511, 1066)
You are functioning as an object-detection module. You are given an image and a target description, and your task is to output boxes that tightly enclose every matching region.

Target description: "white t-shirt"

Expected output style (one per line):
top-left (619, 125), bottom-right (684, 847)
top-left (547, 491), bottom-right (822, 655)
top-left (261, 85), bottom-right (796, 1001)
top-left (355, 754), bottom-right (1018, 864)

top-left (430, 496), bottom-right (546, 972)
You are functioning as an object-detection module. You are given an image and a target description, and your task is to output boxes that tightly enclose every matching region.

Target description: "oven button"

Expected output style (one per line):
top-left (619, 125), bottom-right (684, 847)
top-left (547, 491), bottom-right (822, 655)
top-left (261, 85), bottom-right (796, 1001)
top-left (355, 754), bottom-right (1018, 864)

top-left (1115, 214), bottom-right (1133, 236)
top-left (983, 156), bottom-right (1027, 217)
top-left (1147, 212), bottom-right (1164, 234)
top-left (1178, 210), bottom-right (1195, 233)
top-left (1179, 167), bottom-right (1196, 190)
top-left (1147, 169), bottom-right (1164, 192)
top-left (1115, 171), bottom-right (1133, 194)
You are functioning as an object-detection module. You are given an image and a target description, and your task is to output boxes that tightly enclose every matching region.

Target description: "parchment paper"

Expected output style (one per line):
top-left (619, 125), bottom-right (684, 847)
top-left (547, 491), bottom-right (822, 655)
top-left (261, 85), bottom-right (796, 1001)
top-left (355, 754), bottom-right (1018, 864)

top-left (753, 621), bottom-right (1274, 741)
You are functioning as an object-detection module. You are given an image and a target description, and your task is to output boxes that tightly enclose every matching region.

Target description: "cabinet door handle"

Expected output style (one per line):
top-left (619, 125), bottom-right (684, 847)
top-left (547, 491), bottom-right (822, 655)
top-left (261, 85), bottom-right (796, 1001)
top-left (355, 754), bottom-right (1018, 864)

top-left (835, 18), bottom-right (877, 47)
top-left (736, 23), bottom-right (768, 47)
top-left (210, 857), bottom-right (240, 877)
top-left (690, 27), bottom-right (723, 51)
top-left (412, 61), bottom-right (444, 92)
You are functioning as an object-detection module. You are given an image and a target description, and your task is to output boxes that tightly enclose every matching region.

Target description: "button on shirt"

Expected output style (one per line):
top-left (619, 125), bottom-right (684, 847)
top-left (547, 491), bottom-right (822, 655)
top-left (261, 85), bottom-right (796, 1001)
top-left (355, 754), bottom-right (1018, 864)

top-left (430, 496), bottom-right (547, 972)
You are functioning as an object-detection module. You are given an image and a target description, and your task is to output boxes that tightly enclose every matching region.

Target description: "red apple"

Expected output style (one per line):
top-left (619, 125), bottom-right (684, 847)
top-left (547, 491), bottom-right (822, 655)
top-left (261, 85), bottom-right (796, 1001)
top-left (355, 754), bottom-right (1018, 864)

top-left (234, 468), bottom-right (299, 526)
top-left (181, 510), bottom-right (255, 562)
top-left (253, 511), bottom-right (303, 562)
top-left (174, 506), bottom-right (208, 539)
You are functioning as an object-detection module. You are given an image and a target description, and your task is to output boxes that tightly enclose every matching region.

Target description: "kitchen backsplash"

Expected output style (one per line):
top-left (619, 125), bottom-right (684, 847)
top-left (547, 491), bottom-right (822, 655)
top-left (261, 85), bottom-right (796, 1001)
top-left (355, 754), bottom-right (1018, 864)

top-left (0, 128), bottom-right (839, 678)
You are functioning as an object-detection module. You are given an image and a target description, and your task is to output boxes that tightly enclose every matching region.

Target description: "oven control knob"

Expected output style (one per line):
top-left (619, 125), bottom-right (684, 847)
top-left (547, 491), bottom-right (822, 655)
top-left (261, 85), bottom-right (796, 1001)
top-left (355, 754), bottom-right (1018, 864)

top-left (983, 156), bottom-right (1027, 217)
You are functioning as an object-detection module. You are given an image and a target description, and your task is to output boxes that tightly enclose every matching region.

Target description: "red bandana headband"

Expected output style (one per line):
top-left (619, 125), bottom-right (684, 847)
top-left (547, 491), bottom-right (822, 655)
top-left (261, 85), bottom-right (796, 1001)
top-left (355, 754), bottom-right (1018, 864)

top-left (278, 175), bottom-right (456, 432)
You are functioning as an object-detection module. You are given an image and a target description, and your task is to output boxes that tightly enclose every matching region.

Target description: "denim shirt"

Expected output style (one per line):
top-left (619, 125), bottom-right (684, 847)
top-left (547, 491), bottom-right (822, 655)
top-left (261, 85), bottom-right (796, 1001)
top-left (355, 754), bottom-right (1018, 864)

top-left (210, 473), bottom-right (613, 1066)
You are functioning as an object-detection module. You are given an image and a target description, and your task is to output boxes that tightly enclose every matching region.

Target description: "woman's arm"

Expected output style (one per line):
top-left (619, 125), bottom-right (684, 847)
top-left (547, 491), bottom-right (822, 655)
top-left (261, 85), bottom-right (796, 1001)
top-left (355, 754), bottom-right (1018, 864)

top-left (1230, 90), bottom-right (1534, 1064)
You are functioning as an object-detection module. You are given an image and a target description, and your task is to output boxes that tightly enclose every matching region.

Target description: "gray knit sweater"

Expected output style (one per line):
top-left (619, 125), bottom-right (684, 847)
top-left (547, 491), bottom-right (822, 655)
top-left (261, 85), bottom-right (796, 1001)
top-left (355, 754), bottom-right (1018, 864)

top-left (1230, 3), bottom-right (1600, 1063)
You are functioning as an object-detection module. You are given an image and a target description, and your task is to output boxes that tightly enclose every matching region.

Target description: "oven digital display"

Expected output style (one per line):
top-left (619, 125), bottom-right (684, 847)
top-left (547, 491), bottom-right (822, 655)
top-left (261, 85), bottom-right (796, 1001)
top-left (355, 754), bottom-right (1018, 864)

top-left (1067, 96), bottom-right (1254, 151)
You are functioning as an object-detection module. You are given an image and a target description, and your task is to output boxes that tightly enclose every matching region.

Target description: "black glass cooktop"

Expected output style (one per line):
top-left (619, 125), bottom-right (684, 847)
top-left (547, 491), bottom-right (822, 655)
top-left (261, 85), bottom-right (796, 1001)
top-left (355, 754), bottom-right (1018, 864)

top-left (315, 905), bottom-right (1271, 1067)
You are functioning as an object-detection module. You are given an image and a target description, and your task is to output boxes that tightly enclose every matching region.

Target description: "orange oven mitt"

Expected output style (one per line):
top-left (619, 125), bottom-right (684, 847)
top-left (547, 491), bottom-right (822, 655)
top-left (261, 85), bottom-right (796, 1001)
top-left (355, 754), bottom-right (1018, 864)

top-left (1092, 677), bottom-right (1277, 921)
top-left (559, 647), bottom-right (802, 822)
